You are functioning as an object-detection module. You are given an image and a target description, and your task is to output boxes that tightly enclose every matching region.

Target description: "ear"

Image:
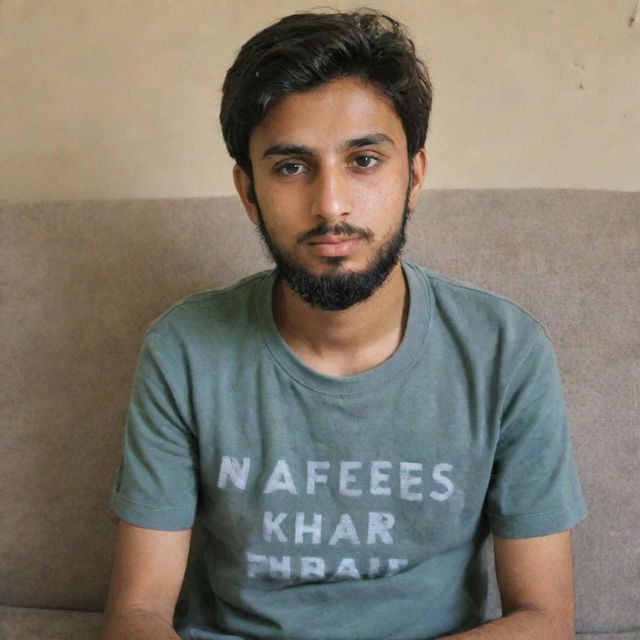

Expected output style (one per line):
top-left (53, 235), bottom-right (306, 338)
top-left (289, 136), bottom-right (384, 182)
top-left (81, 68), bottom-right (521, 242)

top-left (233, 164), bottom-right (259, 225)
top-left (407, 148), bottom-right (428, 210)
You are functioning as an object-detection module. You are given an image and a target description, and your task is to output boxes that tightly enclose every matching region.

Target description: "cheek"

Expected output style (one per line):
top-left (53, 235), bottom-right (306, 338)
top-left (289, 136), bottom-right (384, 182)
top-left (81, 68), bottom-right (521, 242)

top-left (255, 191), bottom-right (306, 240)
top-left (355, 181), bottom-right (407, 222)
top-left (358, 161), bottom-right (410, 208)
top-left (256, 181), bottom-right (307, 218)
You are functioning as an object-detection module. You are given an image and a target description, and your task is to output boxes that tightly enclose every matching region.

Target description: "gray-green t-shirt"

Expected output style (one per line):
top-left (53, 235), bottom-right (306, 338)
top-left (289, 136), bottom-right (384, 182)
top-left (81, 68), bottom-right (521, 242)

top-left (111, 261), bottom-right (586, 639)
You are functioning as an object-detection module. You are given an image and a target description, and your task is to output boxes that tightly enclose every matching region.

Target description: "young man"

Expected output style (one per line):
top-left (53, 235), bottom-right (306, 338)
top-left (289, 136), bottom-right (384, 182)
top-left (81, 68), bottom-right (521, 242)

top-left (103, 10), bottom-right (586, 640)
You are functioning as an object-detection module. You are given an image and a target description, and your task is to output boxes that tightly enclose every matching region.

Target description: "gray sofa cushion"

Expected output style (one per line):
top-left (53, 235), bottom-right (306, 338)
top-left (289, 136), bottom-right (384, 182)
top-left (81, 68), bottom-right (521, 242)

top-left (0, 606), bottom-right (103, 640)
top-left (1, 190), bottom-right (638, 635)
top-left (0, 606), bottom-right (638, 639)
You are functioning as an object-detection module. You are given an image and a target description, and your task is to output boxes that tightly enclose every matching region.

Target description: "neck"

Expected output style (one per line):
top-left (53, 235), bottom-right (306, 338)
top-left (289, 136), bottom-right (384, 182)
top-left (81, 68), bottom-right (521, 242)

top-left (272, 262), bottom-right (409, 376)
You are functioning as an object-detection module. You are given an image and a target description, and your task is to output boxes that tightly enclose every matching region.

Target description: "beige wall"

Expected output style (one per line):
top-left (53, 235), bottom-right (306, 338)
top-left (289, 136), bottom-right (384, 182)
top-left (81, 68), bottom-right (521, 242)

top-left (1, 0), bottom-right (639, 201)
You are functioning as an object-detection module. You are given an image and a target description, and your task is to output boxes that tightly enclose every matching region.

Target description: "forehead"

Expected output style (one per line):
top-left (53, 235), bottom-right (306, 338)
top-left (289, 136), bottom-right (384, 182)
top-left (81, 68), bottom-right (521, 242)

top-left (249, 76), bottom-right (407, 156)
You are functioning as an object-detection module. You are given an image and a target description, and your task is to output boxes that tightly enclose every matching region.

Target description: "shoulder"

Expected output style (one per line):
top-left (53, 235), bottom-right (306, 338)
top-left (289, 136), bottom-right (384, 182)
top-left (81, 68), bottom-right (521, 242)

top-left (408, 262), bottom-right (545, 334)
top-left (144, 269), bottom-right (272, 346)
top-left (405, 262), bottom-right (551, 369)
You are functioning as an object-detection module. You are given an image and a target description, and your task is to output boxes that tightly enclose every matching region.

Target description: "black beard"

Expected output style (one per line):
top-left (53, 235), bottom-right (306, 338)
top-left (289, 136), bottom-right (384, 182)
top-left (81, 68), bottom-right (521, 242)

top-left (254, 191), bottom-right (411, 312)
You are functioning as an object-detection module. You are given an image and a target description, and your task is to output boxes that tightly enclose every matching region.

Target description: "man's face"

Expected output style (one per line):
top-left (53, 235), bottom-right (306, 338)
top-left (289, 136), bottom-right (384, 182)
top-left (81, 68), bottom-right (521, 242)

top-left (235, 76), bottom-right (427, 310)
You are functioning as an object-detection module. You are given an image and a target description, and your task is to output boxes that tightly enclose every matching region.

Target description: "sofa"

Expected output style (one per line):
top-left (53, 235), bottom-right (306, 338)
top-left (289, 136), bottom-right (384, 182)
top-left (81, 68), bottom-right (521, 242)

top-left (1, 189), bottom-right (638, 639)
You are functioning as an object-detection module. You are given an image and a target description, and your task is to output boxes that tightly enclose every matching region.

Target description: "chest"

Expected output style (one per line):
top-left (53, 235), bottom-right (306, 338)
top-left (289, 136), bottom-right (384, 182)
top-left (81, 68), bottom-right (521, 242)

top-left (189, 361), bottom-right (500, 584)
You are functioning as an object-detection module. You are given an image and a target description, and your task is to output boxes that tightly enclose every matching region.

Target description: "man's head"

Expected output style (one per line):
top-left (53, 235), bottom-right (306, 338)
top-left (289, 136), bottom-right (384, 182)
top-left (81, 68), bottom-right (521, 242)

top-left (220, 10), bottom-right (432, 176)
top-left (220, 11), bottom-right (431, 311)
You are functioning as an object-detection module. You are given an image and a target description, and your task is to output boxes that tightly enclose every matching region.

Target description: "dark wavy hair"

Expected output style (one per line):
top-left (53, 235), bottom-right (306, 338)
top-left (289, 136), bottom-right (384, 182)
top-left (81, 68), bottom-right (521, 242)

top-left (220, 9), bottom-right (433, 174)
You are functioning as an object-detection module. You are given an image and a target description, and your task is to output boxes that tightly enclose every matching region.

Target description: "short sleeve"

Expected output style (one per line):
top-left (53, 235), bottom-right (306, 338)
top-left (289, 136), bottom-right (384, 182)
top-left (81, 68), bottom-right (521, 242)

top-left (485, 325), bottom-right (587, 538)
top-left (111, 330), bottom-right (199, 530)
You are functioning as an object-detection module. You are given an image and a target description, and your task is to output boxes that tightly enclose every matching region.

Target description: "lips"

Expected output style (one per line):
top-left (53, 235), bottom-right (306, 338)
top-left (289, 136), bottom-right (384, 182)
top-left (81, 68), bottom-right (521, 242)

top-left (308, 235), bottom-right (363, 257)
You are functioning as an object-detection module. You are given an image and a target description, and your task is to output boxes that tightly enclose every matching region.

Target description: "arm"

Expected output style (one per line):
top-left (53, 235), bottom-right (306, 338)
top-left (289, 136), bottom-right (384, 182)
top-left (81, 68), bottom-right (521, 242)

top-left (101, 521), bottom-right (192, 640)
top-left (440, 530), bottom-right (576, 639)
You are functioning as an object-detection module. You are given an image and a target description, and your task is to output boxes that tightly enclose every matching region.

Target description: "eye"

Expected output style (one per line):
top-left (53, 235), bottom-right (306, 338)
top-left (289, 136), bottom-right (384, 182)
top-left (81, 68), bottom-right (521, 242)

top-left (350, 155), bottom-right (380, 169)
top-left (277, 162), bottom-right (307, 176)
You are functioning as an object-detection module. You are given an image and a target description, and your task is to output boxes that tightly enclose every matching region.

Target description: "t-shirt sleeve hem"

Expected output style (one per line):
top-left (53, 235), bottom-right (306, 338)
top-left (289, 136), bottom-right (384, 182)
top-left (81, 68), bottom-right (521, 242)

top-left (488, 499), bottom-right (587, 539)
top-left (111, 492), bottom-right (195, 531)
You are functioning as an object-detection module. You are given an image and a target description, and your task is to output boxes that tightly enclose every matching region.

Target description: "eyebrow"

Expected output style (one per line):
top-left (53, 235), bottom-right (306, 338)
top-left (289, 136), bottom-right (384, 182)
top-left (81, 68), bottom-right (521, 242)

top-left (262, 144), bottom-right (313, 159)
top-left (261, 133), bottom-right (396, 159)
top-left (342, 133), bottom-right (396, 151)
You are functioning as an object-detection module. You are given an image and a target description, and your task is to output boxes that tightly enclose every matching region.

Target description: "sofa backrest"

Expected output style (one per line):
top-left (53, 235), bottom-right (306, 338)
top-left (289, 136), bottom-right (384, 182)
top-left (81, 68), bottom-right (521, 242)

top-left (1, 190), bottom-right (638, 633)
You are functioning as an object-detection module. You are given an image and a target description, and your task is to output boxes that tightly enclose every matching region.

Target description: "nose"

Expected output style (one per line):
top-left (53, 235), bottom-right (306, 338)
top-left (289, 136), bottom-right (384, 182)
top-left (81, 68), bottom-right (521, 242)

top-left (310, 166), bottom-right (351, 223)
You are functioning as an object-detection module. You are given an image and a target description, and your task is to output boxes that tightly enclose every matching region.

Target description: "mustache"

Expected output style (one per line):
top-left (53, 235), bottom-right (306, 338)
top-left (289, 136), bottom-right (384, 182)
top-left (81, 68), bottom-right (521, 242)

top-left (297, 222), bottom-right (373, 243)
